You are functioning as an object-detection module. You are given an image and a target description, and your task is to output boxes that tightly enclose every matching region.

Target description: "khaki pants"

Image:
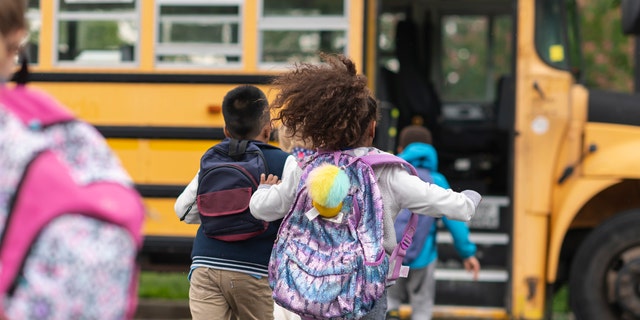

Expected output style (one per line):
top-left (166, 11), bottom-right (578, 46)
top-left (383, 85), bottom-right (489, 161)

top-left (189, 267), bottom-right (274, 320)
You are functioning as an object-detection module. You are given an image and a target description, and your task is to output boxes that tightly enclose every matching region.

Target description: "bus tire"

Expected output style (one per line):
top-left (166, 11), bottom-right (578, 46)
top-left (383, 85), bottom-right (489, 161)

top-left (569, 209), bottom-right (640, 320)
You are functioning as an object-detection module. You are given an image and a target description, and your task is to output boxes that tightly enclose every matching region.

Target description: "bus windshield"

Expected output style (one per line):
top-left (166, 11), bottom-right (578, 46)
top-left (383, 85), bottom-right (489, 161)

top-left (535, 0), bottom-right (582, 79)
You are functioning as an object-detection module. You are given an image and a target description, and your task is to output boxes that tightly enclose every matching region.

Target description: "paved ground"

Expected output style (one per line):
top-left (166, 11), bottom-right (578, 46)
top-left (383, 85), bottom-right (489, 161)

top-left (135, 300), bottom-right (574, 320)
top-left (135, 300), bottom-right (190, 320)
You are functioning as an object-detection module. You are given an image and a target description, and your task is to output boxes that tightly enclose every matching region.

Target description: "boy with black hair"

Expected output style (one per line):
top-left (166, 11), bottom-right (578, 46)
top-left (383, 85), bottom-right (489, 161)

top-left (175, 85), bottom-right (291, 320)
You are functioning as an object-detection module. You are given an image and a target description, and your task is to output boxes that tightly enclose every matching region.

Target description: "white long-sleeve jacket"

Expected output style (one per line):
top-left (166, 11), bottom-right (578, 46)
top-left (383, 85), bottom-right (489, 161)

top-left (249, 148), bottom-right (481, 254)
top-left (174, 171), bottom-right (201, 224)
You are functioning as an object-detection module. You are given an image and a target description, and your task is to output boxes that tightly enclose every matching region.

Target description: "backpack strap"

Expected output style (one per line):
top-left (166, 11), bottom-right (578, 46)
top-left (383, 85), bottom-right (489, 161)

top-left (357, 153), bottom-right (420, 281)
top-left (228, 139), bottom-right (249, 159)
top-left (415, 167), bottom-right (434, 183)
top-left (0, 85), bottom-right (75, 127)
top-left (0, 57), bottom-right (73, 127)
top-left (0, 151), bottom-right (144, 295)
top-left (357, 153), bottom-right (418, 175)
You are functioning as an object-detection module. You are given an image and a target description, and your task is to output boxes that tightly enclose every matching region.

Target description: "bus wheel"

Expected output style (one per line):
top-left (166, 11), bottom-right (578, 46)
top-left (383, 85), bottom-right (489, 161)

top-left (569, 209), bottom-right (640, 320)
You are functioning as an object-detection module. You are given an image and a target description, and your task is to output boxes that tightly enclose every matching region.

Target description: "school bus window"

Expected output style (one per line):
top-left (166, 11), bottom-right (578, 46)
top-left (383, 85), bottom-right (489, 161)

top-left (260, 30), bottom-right (347, 64)
top-left (259, 0), bottom-right (348, 66)
top-left (441, 14), bottom-right (513, 103)
top-left (377, 12), bottom-right (406, 72)
top-left (156, 1), bottom-right (242, 68)
top-left (535, 0), bottom-right (569, 69)
top-left (56, 0), bottom-right (139, 65)
top-left (262, 0), bottom-right (344, 16)
top-left (491, 15), bottom-right (513, 82)
top-left (441, 16), bottom-right (489, 102)
top-left (26, 0), bottom-right (40, 64)
top-left (565, 0), bottom-right (583, 79)
top-left (58, 0), bottom-right (135, 11)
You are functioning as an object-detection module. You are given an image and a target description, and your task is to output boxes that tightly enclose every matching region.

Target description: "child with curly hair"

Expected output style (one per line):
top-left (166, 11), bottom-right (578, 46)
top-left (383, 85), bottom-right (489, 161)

top-left (249, 53), bottom-right (481, 319)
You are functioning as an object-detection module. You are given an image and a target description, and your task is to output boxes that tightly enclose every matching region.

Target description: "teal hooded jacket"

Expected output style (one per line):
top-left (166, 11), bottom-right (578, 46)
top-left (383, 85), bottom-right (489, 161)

top-left (398, 142), bottom-right (477, 269)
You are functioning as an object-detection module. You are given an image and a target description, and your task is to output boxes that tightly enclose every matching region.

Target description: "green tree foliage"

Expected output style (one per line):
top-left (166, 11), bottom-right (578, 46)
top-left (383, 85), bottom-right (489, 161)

top-left (440, 15), bottom-right (512, 102)
top-left (79, 21), bottom-right (122, 50)
top-left (579, 0), bottom-right (635, 92)
top-left (438, 0), bottom-right (636, 97)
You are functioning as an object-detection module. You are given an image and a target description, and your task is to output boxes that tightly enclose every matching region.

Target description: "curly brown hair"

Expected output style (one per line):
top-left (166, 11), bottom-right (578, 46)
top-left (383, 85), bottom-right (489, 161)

top-left (270, 53), bottom-right (378, 150)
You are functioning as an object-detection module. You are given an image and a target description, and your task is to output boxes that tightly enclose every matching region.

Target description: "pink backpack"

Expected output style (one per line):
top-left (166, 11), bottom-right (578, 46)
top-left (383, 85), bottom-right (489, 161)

top-left (0, 84), bottom-right (145, 320)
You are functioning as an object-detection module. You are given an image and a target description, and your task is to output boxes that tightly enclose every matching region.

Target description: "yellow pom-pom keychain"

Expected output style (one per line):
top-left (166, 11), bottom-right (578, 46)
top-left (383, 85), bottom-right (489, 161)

top-left (306, 163), bottom-right (350, 218)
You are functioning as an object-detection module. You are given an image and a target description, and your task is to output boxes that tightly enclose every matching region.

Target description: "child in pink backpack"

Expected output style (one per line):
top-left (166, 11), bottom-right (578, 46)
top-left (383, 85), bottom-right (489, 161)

top-left (0, 1), bottom-right (144, 319)
top-left (249, 53), bottom-right (481, 319)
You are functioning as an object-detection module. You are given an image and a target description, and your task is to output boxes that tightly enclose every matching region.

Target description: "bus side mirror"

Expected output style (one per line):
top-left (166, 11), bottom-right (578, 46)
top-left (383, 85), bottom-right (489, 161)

top-left (622, 0), bottom-right (640, 35)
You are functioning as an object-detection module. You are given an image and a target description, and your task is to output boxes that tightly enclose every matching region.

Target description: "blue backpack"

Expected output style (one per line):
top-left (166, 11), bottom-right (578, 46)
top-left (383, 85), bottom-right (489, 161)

top-left (394, 167), bottom-right (435, 264)
top-left (195, 138), bottom-right (269, 241)
top-left (269, 149), bottom-right (419, 319)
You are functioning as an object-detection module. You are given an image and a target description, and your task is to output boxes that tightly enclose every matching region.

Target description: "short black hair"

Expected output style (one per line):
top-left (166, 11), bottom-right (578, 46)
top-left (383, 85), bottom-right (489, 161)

top-left (222, 85), bottom-right (270, 140)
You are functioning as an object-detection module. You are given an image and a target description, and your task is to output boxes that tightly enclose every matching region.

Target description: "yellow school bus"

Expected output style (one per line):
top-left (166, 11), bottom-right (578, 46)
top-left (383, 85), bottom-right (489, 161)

top-left (20, 0), bottom-right (640, 318)
top-left (23, 0), bottom-right (366, 267)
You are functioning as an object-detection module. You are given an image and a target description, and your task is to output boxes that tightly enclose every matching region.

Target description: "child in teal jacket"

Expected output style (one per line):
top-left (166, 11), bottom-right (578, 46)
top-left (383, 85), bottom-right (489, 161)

top-left (387, 125), bottom-right (480, 320)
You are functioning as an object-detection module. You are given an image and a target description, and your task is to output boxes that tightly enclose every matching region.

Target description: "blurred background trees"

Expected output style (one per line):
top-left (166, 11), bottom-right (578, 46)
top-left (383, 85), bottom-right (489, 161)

top-left (580, 0), bottom-right (636, 92)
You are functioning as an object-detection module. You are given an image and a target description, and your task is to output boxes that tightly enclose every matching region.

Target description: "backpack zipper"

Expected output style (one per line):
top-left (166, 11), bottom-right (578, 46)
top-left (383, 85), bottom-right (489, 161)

top-left (213, 145), bottom-right (270, 175)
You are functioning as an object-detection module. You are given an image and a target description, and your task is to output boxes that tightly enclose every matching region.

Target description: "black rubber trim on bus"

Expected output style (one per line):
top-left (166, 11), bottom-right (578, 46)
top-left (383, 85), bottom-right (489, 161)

top-left (140, 236), bottom-right (193, 269)
top-left (23, 72), bottom-right (274, 84)
top-left (143, 236), bottom-right (193, 252)
top-left (135, 184), bottom-right (187, 198)
top-left (95, 126), bottom-right (225, 140)
top-left (588, 90), bottom-right (640, 126)
top-left (435, 281), bottom-right (506, 307)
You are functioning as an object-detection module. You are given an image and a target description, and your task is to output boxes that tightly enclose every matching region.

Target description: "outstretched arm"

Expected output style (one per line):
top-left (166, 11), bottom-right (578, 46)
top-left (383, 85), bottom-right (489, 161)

top-left (442, 216), bottom-right (481, 281)
top-left (249, 156), bottom-right (300, 222)
top-left (382, 167), bottom-right (481, 221)
top-left (174, 172), bottom-right (201, 224)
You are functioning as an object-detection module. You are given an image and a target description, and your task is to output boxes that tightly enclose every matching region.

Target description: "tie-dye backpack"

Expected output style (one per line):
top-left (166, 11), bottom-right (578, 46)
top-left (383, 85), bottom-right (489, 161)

top-left (0, 82), bottom-right (145, 320)
top-left (269, 149), bottom-right (419, 320)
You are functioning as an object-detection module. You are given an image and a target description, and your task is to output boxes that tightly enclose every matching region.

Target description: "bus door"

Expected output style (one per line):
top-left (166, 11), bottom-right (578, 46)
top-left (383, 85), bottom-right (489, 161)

top-left (374, 0), bottom-right (515, 316)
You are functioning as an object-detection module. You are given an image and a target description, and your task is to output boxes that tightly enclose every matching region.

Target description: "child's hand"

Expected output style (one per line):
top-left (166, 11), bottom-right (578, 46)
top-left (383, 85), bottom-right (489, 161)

top-left (461, 190), bottom-right (482, 208)
top-left (463, 256), bottom-right (481, 281)
top-left (260, 173), bottom-right (280, 185)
